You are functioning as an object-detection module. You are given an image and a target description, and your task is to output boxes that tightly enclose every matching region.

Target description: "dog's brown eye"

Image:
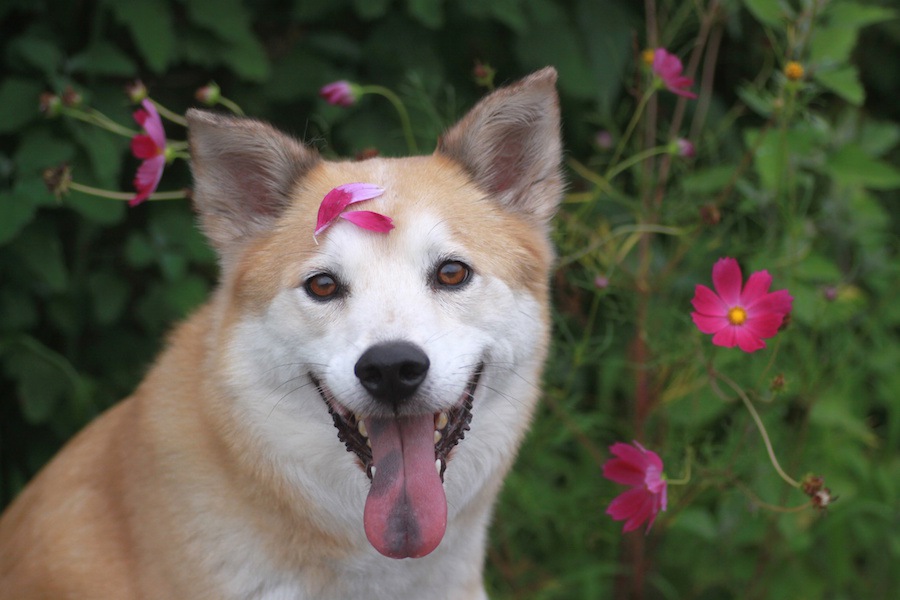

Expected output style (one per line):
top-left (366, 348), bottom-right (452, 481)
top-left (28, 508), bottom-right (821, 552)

top-left (435, 260), bottom-right (471, 288)
top-left (306, 273), bottom-right (340, 300)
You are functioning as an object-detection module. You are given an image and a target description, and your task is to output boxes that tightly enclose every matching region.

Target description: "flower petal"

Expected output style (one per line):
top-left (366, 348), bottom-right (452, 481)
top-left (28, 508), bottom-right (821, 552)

top-left (691, 284), bottom-right (727, 316)
top-left (692, 312), bottom-right (729, 335)
top-left (711, 257), bottom-right (743, 306)
top-left (746, 289), bottom-right (793, 316)
top-left (603, 459), bottom-right (646, 487)
top-left (131, 134), bottom-right (160, 160)
top-left (711, 326), bottom-right (739, 348)
top-left (340, 210), bottom-right (394, 233)
top-left (742, 312), bottom-right (786, 340)
top-left (609, 442), bottom-right (650, 469)
top-left (131, 154), bottom-right (165, 206)
top-left (734, 328), bottom-right (767, 353)
top-left (607, 487), bottom-right (648, 521)
top-left (314, 183), bottom-right (385, 237)
top-left (136, 99), bottom-right (166, 150)
top-left (740, 270), bottom-right (773, 305)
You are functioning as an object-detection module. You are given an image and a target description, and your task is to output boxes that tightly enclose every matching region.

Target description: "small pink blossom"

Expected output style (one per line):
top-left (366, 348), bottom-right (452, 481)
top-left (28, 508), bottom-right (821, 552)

top-left (603, 441), bottom-right (667, 533)
top-left (652, 49), bottom-right (697, 99)
top-left (320, 80), bottom-right (359, 107)
top-left (314, 183), bottom-right (393, 239)
top-left (674, 138), bottom-right (695, 157)
top-left (691, 257), bottom-right (793, 352)
top-left (130, 99), bottom-right (166, 206)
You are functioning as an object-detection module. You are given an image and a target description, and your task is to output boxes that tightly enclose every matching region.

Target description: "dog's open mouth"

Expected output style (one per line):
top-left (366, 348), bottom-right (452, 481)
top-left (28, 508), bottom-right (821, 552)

top-left (310, 365), bottom-right (482, 559)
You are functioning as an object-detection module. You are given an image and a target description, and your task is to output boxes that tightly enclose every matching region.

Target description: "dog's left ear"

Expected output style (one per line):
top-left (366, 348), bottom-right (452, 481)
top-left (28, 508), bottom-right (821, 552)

top-left (186, 109), bottom-right (320, 259)
top-left (436, 67), bottom-right (563, 229)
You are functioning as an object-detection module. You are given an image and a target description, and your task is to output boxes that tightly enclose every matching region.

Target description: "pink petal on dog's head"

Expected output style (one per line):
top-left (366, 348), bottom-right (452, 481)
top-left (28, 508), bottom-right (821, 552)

top-left (314, 183), bottom-right (385, 237)
top-left (340, 210), bottom-right (394, 233)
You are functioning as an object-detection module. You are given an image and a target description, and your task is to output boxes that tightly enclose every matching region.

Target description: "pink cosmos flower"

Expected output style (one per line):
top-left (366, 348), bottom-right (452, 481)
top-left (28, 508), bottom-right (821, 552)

top-left (603, 441), bottom-right (667, 533)
top-left (320, 81), bottom-right (359, 107)
top-left (130, 99), bottom-right (166, 206)
top-left (314, 183), bottom-right (393, 239)
top-left (652, 49), bottom-right (697, 99)
top-left (691, 257), bottom-right (793, 353)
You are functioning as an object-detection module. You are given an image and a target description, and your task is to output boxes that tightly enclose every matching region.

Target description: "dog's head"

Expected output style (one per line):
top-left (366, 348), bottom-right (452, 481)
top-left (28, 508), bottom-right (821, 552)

top-left (186, 68), bottom-right (562, 560)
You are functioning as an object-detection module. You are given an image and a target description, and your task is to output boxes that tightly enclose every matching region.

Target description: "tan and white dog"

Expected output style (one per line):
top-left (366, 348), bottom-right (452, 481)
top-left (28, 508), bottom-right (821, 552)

top-left (0, 68), bottom-right (563, 599)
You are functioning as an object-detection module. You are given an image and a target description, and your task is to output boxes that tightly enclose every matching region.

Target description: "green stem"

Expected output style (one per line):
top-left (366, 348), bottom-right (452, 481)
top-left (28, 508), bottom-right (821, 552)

top-left (666, 447), bottom-right (693, 485)
top-left (69, 181), bottom-right (187, 202)
top-left (606, 146), bottom-right (670, 183)
top-left (359, 85), bottom-right (418, 154)
top-left (715, 370), bottom-right (801, 489)
top-left (151, 100), bottom-right (188, 127)
top-left (217, 96), bottom-right (245, 116)
top-left (61, 107), bottom-right (136, 138)
top-left (608, 87), bottom-right (656, 175)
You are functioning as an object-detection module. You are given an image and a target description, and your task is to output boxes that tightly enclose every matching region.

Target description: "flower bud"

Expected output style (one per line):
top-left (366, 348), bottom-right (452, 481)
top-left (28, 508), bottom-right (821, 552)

top-left (39, 92), bottom-right (62, 118)
top-left (125, 80), bottom-right (148, 103)
top-left (43, 163), bottom-right (72, 199)
top-left (195, 82), bottom-right (221, 106)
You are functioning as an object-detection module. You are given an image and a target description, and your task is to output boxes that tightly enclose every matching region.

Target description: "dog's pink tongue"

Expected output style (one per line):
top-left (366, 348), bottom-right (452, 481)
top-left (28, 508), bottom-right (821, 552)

top-left (363, 414), bottom-right (446, 559)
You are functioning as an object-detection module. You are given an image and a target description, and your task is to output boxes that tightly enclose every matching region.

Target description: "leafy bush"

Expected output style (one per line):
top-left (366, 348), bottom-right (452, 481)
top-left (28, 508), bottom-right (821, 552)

top-left (1, 0), bottom-right (898, 598)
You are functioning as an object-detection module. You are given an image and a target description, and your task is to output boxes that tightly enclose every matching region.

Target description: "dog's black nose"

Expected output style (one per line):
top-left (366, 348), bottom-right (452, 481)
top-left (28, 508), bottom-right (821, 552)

top-left (354, 342), bottom-right (430, 405)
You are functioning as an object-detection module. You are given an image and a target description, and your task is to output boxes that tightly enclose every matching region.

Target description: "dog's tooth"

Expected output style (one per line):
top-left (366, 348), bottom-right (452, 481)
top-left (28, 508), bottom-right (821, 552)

top-left (433, 430), bottom-right (442, 444)
top-left (435, 459), bottom-right (442, 475)
top-left (357, 420), bottom-right (368, 437)
top-left (367, 465), bottom-right (376, 479)
top-left (435, 412), bottom-right (449, 430)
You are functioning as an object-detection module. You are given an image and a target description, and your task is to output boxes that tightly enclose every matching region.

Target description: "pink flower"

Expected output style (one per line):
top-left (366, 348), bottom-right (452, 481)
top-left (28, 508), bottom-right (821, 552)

top-left (130, 99), bottom-right (166, 206)
top-left (603, 441), bottom-right (667, 533)
top-left (691, 257), bottom-right (794, 352)
top-left (320, 80), bottom-right (359, 107)
top-left (674, 138), bottom-right (695, 157)
top-left (314, 183), bottom-right (393, 239)
top-left (652, 49), bottom-right (697, 99)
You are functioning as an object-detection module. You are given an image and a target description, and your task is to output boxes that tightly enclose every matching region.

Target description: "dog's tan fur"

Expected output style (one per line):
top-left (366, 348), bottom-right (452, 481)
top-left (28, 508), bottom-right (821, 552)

top-left (0, 68), bottom-right (563, 599)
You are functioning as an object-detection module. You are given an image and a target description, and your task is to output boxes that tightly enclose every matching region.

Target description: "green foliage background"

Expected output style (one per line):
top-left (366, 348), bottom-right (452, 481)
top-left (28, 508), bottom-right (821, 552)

top-left (1, 0), bottom-right (899, 598)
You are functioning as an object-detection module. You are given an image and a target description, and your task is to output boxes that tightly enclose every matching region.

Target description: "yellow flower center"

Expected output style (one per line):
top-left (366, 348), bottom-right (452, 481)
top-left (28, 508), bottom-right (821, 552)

top-left (728, 306), bottom-right (748, 326)
top-left (784, 61), bottom-right (804, 81)
top-left (641, 48), bottom-right (656, 66)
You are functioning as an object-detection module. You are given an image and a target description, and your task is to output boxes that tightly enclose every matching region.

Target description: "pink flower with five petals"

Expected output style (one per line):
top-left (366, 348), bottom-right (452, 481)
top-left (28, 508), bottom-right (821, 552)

top-left (130, 99), bottom-right (166, 206)
top-left (652, 48), bottom-right (697, 99)
top-left (691, 257), bottom-right (793, 353)
top-left (603, 441), bottom-right (668, 533)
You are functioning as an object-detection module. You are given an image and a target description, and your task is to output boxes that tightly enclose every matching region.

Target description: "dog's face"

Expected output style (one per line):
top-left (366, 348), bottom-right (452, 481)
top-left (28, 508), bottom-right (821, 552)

top-left (186, 68), bottom-right (562, 560)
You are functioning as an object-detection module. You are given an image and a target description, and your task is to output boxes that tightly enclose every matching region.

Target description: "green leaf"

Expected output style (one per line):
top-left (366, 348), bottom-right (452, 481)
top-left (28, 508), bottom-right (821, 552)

top-left (827, 2), bottom-right (896, 29)
top-left (515, 4), bottom-right (595, 100)
top-left (5, 350), bottom-right (69, 424)
top-left (69, 41), bottom-right (138, 77)
top-left (7, 36), bottom-right (63, 77)
top-left (185, 0), bottom-right (271, 80)
top-left (809, 25), bottom-right (858, 66)
top-left (742, 0), bottom-right (784, 28)
top-left (354, 0), bottom-right (391, 20)
top-left (814, 66), bottom-right (865, 106)
top-left (826, 144), bottom-right (900, 189)
top-left (680, 166), bottom-right (735, 194)
top-left (576, 0), bottom-right (633, 117)
top-left (0, 191), bottom-right (39, 246)
top-left (106, 0), bottom-right (176, 73)
top-left (89, 272), bottom-right (130, 325)
top-left (13, 224), bottom-right (68, 292)
top-left (66, 120), bottom-right (127, 187)
top-left (13, 126), bottom-right (75, 175)
top-left (406, 0), bottom-right (444, 28)
top-left (0, 78), bottom-right (43, 133)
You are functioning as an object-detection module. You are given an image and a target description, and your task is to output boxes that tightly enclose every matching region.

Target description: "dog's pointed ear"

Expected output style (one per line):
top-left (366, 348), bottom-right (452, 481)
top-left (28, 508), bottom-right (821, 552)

top-left (436, 67), bottom-right (563, 229)
top-left (186, 109), bottom-right (319, 256)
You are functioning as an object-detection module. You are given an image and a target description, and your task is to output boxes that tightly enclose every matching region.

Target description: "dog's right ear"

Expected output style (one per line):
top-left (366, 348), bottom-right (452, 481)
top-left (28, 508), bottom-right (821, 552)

top-left (186, 109), bottom-right (319, 257)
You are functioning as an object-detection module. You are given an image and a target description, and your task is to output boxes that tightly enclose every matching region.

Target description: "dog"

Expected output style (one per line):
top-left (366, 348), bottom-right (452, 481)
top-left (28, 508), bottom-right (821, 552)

top-left (0, 68), bottom-right (563, 599)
